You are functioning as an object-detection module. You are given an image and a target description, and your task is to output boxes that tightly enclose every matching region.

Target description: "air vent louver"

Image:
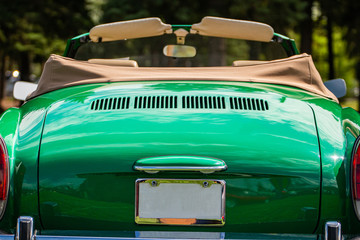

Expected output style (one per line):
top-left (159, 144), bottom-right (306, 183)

top-left (91, 97), bottom-right (130, 110)
top-left (229, 97), bottom-right (269, 111)
top-left (134, 96), bottom-right (178, 109)
top-left (182, 96), bottom-right (226, 109)
top-left (91, 96), bottom-right (269, 111)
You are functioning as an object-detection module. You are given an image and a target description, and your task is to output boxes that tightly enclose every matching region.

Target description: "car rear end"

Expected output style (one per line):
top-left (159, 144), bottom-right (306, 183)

top-left (31, 81), bottom-right (321, 236)
top-left (2, 16), bottom-right (360, 240)
top-left (2, 80), bottom-right (359, 240)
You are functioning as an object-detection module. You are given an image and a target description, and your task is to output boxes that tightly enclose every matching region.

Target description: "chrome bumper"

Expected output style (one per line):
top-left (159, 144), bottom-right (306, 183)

top-left (1, 216), bottom-right (356, 240)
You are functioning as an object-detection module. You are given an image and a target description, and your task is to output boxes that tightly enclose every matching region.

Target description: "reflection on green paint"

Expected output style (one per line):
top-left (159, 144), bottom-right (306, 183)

top-left (0, 81), bottom-right (359, 236)
top-left (37, 81), bottom-right (320, 233)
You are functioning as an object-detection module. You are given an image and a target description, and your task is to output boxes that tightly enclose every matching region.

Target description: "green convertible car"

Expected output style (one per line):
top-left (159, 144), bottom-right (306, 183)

top-left (0, 16), bottom-right (360, 240)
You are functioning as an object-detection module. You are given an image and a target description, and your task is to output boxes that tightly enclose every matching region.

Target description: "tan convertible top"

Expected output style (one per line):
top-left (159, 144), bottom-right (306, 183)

top-left (28, 53), bottom-right (337, 102)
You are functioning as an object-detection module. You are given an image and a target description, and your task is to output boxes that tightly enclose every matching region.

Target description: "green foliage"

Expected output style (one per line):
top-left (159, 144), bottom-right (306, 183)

top-left (313, 23), bottom-right (356, 84)
top-left (1, 0), bottom-right (360, 105)
top-left (100, 0), bottom-right (308, 36)
top-left (0, 0), bottom-right (93, 80)
top-left (230, 0), bottom-right (308, 33)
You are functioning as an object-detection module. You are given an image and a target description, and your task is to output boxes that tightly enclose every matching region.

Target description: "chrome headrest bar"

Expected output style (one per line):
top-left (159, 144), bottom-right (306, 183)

top-left (325, 221), bottom-right (342, 240)
top-left (15, 216), bottom-right (34, 240)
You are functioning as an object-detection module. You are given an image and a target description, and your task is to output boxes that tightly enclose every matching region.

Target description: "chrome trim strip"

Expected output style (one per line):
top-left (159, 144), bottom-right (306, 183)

top-left (0, 234), bottom-right (320, 240)
top-left (135, 178), bottom-right (226, 226)
top-left (135, 231), bottom-right (225, 239)
top-left (325, 221), bottom-right (341, 240)
top-left (133, 165), bottom-right (227, 174)
top-left (0, 226), bottom-right (327, 240)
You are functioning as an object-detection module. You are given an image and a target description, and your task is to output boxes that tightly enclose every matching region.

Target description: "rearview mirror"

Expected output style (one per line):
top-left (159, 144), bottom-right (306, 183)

top-left (13, 81), bottom-right (38, 101)
top-left (324, 78), bottom-right (347, 98)
top-left (163, 45), bottom-right (196, 58)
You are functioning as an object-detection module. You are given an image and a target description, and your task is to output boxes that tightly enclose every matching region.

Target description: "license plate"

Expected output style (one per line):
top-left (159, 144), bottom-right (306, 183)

top-left (135, 179), bottom-right (226, 226)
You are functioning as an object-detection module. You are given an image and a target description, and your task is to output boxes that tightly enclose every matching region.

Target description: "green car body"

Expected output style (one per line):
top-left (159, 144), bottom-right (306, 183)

top-left (0, 17), bottom-right (359, 240)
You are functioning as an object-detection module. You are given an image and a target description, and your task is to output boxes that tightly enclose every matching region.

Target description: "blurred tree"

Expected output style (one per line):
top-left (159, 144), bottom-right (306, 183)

top-left (318, 0), bottom-right (341, 80)
top-left (100, 0), bottom-right (307, 63)
top-left (229, 0), bottom-right (307, 59)
top-left (0, 0), bottom-right (92, 108)
top-left (2, 0), bottom-right (358, 109)
top-left (337, 0), bottom-right (360, 106)
top-left (298, 0), bottom-right (314, 54)
top-left (101, 0), bottom-right (307, 33)
top-left (229, 0), bottom-right (307, 34)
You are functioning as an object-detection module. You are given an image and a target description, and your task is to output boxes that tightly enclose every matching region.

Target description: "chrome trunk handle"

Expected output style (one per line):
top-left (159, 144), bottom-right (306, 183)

top-left (133, 155), bottom-right (227, 174)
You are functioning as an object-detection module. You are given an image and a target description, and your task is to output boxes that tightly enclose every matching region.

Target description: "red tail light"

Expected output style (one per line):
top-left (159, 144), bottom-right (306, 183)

top-left (352, 141), bottom-right (360, 219)
top-left (354, 148), bottom-right (360, 199)
top-left (0, 137), bottom-right (8, 219)
top-left (0, 138), bottom-right (8, 200)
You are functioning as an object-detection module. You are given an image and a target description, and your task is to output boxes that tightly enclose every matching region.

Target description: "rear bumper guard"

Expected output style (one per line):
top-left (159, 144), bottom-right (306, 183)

top-left (15, 216), bottom-right (34, 240)
top-left (325, 221), bottom-right (341, 240)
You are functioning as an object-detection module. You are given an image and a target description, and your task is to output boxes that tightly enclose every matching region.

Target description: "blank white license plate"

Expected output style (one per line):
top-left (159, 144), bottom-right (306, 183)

top-left (135, 179), bottom-right (225, 226)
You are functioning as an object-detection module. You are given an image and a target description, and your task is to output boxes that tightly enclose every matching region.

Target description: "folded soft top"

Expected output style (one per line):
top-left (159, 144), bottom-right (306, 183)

top-left (27, 53), bottom-right (337, 102)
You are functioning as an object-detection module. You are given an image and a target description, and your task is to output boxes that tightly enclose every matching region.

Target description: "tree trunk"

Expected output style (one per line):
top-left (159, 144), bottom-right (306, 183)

top-left (208, 38), bottom-right (226, 66)
top-left (249, 42), bottom-right (261, 60)
top-left (0, 52), bottom-right (5, 100)
top-left (300, 0), bottom-right (313, 54)
top-left (19, 52), bottom-right (31, 82)
top-left (356, 62), bottom-right (360, 111)
top-left (327, 15), bottom-right (335, 80)
top-left (0, 52), bottom-right (5, 113)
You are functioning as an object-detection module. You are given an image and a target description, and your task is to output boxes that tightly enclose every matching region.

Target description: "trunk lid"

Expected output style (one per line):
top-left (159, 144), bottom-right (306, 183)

top-left (39, 82), bottom-right (320, 233)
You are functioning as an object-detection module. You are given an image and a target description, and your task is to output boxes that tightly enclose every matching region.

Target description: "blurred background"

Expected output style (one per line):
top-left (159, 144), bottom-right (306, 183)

top-left (1, 0), bottom-right (360, 111)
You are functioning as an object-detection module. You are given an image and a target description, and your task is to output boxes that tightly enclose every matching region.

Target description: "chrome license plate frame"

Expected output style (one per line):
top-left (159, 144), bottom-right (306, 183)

top-left (135, 179), bottom-right (226, 226)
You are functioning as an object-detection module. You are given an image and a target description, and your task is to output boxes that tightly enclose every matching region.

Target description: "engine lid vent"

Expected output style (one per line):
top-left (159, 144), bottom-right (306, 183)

top-left (91, 97), bottom-right (130, 110)
top-left (229, 97), bottom-right (269, 111)
top-left (182, 96), bottom-right (226, 109)
top-left (91, 96), bottom-right (269, 111)
top-left (134, 96), bottom-right (178, 109)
